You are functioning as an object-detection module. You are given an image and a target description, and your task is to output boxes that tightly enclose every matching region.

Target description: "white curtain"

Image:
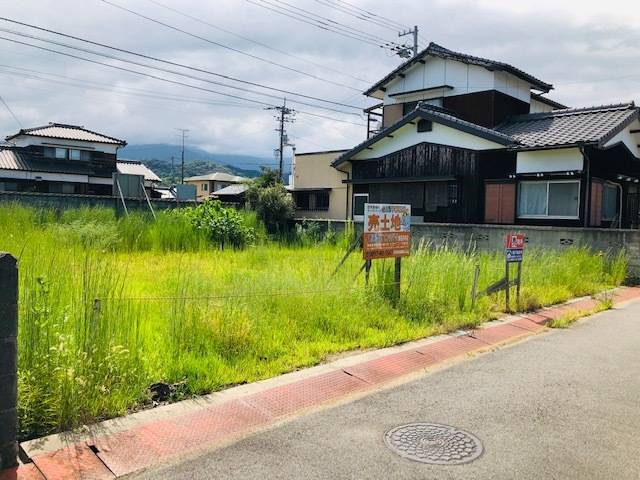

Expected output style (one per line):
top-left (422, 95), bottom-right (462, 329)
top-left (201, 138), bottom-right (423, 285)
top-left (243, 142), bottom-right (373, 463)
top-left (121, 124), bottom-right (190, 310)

top-left (518, 182), bottom-right (547, 216)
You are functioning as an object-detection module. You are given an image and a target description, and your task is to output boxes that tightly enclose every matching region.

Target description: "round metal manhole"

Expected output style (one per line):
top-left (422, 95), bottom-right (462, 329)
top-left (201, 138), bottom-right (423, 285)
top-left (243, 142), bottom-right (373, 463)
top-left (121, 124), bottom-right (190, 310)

top-left (384, 423), bottom-right (483, 465)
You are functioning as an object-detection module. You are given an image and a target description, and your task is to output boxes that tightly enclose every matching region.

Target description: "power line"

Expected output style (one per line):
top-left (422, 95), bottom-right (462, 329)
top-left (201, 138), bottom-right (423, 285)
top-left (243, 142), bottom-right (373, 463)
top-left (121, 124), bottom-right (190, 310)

top-left (0, 64), bottom-right (254, 108)
top-left (331, 0), bottom-right (410, 30)
top-left (143, 0), bottom-right (372, 85)
top-left (310, 0), bottom-right (404, 33)
top-left (0, 18), bottom-right (364, 112)
top-left (0, 94), bottom-right (22, 128)
top-left (245, 0), bottom-right (396, 50)
top-left (0, 37), bottom-right (366, 127)
top-left (97, 0), bottom-right (362, 92)
top-left (264, 0), bottom-right (397, 44)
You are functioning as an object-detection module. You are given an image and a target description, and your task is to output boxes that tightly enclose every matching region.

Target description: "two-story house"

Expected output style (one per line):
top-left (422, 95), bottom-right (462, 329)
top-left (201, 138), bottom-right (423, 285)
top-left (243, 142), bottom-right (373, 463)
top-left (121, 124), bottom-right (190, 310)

top-left (0, 123), bottom-right (144, 195)
top-left (329, 43), bottom-right (640, 228)
top-left (185, 172), bottom-right (248, 202)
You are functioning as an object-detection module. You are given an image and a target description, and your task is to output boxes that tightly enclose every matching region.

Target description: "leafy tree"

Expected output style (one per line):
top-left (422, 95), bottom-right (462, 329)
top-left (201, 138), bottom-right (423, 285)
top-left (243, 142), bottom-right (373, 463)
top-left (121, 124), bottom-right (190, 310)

top-left (246, 168), bottom-right (295, 235)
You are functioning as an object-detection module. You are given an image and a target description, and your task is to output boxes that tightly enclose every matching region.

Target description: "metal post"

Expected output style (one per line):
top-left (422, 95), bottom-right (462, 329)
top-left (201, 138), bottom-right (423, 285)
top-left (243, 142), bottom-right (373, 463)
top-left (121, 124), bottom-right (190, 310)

top-left (505, 260), bottom-right (511, 312)
top-left (394, 257), bottom-right (402, 302)
top-left (471, 264), bottom-right (480, 310)
top-left (0, 253), bottom-right (18, 470)
top-left (365, 260), bottom-right (372, 286)
top-left (516, 261), bottom-right (523, 311)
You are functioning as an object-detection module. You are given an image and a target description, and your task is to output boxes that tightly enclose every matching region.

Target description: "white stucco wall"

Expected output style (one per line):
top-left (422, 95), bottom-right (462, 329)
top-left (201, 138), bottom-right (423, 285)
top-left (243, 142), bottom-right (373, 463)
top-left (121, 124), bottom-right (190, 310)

top-left (0, 169), bottom-right (91, 183)
top-left (352, 121), bottom-right (506, 160)
top-left (516, 148), bottom-right (584, 174)
top-left (603, 119), bottom-right (640, 159)
top-left (529, 99), bottom-right (556, 113)
top-left (9, 135), bottom-right (120, 154)
top-left (383, 57), bottom-right (532, 105)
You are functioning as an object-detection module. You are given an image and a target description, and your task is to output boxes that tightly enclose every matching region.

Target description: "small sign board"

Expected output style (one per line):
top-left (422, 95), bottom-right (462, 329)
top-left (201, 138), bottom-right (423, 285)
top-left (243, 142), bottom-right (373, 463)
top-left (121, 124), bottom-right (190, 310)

top-left (505, 233), bottom-right (525, 263)
top-left (363, 203), bottom-right (411, 260)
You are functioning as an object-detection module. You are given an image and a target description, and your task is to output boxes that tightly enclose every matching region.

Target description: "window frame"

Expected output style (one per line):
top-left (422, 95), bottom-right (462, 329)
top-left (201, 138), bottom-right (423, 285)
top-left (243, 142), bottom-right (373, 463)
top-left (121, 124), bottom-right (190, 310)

top-left (602, 183), bottom-right (620, 221)
top-left (517, 179), bottom-right (581, 220)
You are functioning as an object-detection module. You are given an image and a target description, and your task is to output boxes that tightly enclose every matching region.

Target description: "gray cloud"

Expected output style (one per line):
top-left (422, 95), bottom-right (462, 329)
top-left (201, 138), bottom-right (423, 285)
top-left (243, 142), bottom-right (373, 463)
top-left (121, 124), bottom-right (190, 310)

top-left (0, 0), bottom-right (638, 158)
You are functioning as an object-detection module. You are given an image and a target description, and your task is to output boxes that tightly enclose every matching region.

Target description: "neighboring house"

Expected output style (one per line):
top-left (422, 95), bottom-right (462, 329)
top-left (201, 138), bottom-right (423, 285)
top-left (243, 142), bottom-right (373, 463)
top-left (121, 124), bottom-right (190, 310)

top-left (331, 42), bottom-right (640, 228)
top-left (211, 183), bottom-right (248, 207)
top-left (116, 159), bottom-right (162, 196)
top-left (289, 150), bottom-right (349, 219)
top-left (1, 123), bottom-right (129, 195)
top-left (185, 172), bottom-right (248, 201)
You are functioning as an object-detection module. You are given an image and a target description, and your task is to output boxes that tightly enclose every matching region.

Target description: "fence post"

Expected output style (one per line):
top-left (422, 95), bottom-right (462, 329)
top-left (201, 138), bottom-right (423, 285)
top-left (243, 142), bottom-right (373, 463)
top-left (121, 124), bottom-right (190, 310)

top-left (0, 253), bottom-right (18, 470)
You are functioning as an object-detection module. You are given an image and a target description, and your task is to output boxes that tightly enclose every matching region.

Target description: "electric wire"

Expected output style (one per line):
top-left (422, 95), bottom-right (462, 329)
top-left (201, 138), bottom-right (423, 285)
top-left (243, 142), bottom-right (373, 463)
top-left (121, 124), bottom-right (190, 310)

top-left (0, 27), bottom-right (364, 116)
top-left (143, 0), bottom-right (373, 85)
top-left (0, 17), bottom-right (364, 110)
top-left (245, 0), bottom-right (395, 49)
top-left (0, 35), bottom-right (366, 127)
top-left (0, 94), bottom-right (22, 128)
top-left (97, 0), bottom-right (362, 92)
top-left (310, 0), bottom-right (403, 33)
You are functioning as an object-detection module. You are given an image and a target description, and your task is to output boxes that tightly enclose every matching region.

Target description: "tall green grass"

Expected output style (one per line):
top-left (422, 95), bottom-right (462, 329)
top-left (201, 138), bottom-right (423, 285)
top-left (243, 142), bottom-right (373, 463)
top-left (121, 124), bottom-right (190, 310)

top-left (0, 204), bottom-right (627, 439)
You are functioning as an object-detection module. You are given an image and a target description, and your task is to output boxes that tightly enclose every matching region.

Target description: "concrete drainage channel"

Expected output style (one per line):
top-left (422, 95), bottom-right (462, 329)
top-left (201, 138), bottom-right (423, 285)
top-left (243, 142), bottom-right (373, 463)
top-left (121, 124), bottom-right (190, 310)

top-left (384, 423), bottom-right (483, 465)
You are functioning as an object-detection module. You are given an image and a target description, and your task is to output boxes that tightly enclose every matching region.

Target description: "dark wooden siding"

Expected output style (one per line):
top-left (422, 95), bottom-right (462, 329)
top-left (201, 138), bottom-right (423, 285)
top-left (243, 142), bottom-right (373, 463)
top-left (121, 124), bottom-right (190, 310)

top-left (352, 142), bottom-right (478, 180)
top-left (590, 179), bottom-right (603, 227)
top-left (443, 90), bottom-right (529, 128)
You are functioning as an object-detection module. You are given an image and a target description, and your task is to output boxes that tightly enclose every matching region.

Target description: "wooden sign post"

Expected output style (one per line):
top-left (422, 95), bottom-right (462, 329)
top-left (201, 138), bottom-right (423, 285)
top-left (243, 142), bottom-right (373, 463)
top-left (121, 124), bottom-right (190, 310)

top-left (362, 203), bottom-right (411, 301)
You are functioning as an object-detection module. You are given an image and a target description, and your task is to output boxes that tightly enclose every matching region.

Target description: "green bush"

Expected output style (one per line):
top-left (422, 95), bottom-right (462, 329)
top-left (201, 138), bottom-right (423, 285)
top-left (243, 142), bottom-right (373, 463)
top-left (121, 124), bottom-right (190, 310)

top-left (246, 169), bottom-right (295, 235)
top-left (176, 200), bottom-right (255, 249)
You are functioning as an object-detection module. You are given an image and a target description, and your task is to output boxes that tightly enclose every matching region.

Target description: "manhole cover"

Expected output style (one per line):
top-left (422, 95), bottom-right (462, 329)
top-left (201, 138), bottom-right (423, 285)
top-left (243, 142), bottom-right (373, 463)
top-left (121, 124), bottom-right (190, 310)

top-left (384, 423), bottom-right (483, 465)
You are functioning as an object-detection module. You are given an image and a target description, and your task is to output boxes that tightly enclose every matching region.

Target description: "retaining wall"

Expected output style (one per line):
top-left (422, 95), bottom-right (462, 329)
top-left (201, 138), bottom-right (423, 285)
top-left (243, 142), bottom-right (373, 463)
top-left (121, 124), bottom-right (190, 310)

top-left (0, 191), bottom-right (193, 213)
top-left (297, 218), bottom-right (640, 277)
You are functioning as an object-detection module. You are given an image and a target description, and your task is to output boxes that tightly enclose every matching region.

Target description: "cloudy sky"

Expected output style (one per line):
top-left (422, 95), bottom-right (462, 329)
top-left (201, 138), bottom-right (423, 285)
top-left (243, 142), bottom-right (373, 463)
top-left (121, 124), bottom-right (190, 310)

top-left (0, 0), bottom-right (639, 163)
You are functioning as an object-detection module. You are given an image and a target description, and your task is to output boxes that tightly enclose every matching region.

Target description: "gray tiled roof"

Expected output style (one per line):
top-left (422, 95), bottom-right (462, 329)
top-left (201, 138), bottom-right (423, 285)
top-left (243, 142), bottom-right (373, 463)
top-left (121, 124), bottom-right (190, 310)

top-left (185, 172), bottom-right (247, 182)
top-left (117, 160), bottom-right (161, 182)
top-left (496, 103), bottom-right (639, 149)
top-left (210, 184), bottom-right (248, 196)
top-left (5, 123), bottom-right (126, 145)
top-left (365, 42), bottom-right (553, 97)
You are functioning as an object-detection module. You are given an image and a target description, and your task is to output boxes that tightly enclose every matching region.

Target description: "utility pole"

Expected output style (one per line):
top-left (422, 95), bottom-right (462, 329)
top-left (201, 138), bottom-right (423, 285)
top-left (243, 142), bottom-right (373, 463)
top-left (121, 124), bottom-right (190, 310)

top-left (176, 128), bottom-right (189, 184)
top-left (170, 155), bottom-right (175, 185)
top-left (398, 25), bottom-right (419, 58)
top-left (266, 100), bottom-right (295, 181)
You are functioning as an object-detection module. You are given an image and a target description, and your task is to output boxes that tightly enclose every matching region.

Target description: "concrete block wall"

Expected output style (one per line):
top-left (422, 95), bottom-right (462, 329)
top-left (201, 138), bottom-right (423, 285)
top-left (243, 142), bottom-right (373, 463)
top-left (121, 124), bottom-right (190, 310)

top-left (297, 219), bottom-right (640, 278)
top-left (0, 191), bottom-right (193, 213)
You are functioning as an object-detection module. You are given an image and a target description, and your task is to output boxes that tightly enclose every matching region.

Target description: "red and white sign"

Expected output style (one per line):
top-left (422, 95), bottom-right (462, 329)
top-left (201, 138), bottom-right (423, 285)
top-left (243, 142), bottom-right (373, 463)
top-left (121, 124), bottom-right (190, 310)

top-left (363, 203), bottom-right (411, 260)
top-left (505, 233), bottom-right (525, 250)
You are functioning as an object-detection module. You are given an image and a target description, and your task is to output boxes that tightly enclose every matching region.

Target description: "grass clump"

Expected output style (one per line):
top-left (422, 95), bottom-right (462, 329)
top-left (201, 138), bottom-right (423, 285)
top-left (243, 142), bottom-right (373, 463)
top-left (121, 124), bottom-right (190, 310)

top-left (0, 203), bottom-right (628, 440)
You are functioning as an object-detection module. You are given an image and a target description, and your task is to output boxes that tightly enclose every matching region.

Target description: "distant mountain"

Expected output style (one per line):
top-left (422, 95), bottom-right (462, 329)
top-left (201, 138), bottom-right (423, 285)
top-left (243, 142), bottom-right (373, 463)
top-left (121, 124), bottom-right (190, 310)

top-left (120, 144), bottom-right (274, 176)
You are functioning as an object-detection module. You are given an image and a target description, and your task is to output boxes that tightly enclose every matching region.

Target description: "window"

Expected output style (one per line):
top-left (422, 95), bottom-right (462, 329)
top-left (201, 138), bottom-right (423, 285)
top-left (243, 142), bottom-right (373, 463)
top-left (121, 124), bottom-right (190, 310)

top-left (55, 148), bottom-right (67, 159)
top-left (402, 101), bottom-right (419, 116)
top-left (353, 193), bottom-right (369, 219)
top-left (518, 180), bottom-right (580, 219)
top-left (201, 183), bottom-right (208, 192)
top-left (69, 149), bottom-right (81, 161)
top-left (602, 184), bottom-right (619, 221)
top-left (295, 191), bottom-right (329, 211)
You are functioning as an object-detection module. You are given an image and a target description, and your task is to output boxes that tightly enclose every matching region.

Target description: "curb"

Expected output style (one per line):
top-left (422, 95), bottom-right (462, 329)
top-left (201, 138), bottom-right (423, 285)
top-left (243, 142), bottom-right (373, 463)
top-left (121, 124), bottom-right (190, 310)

top-left (5, 287), bottom-right (640, 480)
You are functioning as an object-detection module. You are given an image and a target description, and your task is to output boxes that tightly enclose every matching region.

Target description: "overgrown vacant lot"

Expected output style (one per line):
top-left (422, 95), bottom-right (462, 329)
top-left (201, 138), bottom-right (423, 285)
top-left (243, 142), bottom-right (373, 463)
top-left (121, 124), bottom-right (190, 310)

top-left (0, 204), bottom-right (627, 440)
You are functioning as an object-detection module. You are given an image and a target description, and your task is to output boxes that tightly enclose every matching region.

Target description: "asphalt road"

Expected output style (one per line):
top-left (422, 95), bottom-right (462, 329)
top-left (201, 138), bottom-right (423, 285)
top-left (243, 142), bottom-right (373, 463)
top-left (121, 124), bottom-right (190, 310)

top-left (134, 301), bottom-right (640, 480)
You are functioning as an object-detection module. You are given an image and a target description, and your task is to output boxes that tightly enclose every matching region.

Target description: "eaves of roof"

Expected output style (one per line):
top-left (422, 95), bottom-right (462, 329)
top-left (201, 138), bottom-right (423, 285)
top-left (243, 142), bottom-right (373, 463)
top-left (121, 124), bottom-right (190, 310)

top-left (331, 106), bottom-right (515, 167)
top-left (364, 42), bottom-right (553, 98)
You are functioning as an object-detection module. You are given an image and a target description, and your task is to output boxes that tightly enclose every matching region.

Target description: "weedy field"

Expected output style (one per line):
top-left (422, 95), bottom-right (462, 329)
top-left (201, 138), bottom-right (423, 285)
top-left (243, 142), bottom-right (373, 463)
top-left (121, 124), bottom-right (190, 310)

top-left (0, 204), bottom-right (627, 440)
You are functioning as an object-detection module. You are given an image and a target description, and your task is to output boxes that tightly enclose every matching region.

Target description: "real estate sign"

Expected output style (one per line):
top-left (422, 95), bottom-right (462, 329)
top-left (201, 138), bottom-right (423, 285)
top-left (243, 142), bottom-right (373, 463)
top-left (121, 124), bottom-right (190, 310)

top-left (505, 233), bottom-right (525, 263)
top-left (363, 203), bottom-right (411, 260)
